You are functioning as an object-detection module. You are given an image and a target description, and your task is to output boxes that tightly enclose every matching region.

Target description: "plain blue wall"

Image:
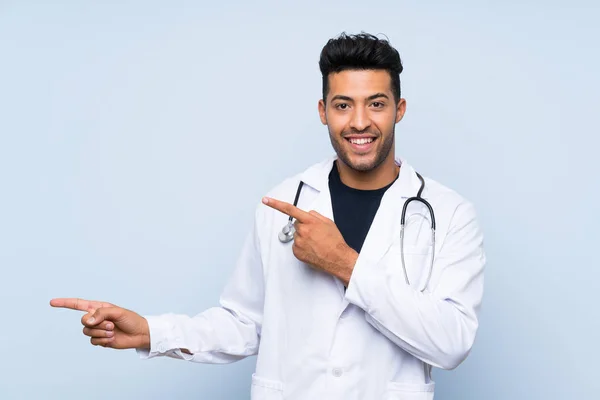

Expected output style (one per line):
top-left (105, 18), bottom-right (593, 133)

top-left (1, 1), bottom-right (598, 398)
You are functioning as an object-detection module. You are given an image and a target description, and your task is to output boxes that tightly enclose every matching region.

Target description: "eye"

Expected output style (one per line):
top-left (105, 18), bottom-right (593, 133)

top-left (335, 103), bottom-right (349, 110)
top-left (371, 101), bottom-right (385, 108)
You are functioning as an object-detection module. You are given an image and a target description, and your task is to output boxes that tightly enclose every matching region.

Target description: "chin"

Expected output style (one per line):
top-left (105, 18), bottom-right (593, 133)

top-left (341, 155), bottom-right (379, 172)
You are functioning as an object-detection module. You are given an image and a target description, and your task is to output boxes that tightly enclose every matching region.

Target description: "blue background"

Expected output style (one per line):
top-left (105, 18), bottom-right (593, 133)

top-left (1, 1), bottom-right (598, 398)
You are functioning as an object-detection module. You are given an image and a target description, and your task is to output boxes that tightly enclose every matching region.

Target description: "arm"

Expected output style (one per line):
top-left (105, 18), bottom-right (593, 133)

top-left (137, 206), bottom-right (266, 363)
top-left (344, 201), bottom-right (485, 370)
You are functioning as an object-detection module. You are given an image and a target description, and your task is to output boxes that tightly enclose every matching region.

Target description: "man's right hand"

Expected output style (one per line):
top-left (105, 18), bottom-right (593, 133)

top-left (50, 298), bottom-right (150, 350)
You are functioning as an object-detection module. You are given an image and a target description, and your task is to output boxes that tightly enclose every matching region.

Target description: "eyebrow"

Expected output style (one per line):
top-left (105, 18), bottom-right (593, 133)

top-left (330, 93), bottom-right (390, 102)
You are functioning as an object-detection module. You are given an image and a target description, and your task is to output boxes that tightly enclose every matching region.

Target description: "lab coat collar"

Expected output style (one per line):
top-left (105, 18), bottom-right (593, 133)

top-left (299, 154), bottom-right (423, 198)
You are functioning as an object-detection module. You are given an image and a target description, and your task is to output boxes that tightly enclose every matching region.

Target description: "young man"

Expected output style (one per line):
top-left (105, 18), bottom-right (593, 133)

top-left (51, 33), bottom-right (485, 399)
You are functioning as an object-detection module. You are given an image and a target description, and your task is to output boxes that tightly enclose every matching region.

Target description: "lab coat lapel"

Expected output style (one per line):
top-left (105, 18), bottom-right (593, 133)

top-left (358, 159), bottom-right (423, 260)
top-left (338, 159), bottom-right (423, 308)
top-left (307, 179), bottom-right (334, 220)
top-left (310, 183), bottom-right (347, 296)
top-left (299, 155), bottom-right (336, 221)
top-left (299, 156), bottom-right (345, 296)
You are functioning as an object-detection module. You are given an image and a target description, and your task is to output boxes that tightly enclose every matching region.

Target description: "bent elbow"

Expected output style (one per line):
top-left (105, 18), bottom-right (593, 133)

top-left (436, 346), bottom-right (471, 370)
top-left (434, 328), bottom-right (477, 370)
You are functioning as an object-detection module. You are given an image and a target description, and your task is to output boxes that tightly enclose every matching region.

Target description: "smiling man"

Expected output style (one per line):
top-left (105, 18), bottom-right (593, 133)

top-left (51, 33), bottom-right (485, 399)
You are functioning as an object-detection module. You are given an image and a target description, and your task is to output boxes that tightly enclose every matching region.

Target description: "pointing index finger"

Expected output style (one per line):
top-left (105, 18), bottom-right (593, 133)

top-left (262, 197), bottom-right (310, 222)
top-left (50, 298), bottom-right (113, 312)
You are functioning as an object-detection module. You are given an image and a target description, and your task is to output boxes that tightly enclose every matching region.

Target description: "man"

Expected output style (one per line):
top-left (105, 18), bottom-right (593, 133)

top-left (51, 33), bottom-right (485, 399)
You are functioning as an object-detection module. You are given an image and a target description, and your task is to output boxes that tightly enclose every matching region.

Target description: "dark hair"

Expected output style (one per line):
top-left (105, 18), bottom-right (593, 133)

top-left (319, 32), bottom-right (403, 104)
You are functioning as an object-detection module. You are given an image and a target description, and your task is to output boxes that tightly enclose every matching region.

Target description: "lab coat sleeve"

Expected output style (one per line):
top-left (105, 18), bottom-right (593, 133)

top-left (344, 200), bottom-right (485, 370)
top-left (135, 205), bottom-right (266, 363)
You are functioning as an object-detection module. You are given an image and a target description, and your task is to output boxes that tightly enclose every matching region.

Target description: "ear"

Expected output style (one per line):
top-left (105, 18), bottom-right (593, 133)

top-left (318, 99), bottom-right (327, 125)
top-left (395, 98), bottom-right (407, 123)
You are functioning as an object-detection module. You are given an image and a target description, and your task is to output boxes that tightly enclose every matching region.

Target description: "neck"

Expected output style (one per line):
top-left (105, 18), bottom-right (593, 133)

top-left (336, 154), bottom-right (399, 190)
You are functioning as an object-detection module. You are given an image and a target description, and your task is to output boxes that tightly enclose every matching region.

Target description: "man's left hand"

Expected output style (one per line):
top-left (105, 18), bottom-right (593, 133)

top-left (262, 196), bottom-right (358, 286)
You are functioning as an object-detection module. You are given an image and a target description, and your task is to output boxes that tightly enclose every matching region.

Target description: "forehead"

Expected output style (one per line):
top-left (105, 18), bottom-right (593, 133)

top-left (327, 69), bottom-right (393, 99)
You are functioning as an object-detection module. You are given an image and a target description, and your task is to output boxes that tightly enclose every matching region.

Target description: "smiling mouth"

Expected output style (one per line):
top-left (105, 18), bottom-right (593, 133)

top-left (345, 137), bottom-right (377, 145)
top-left (344, 136), bottom-right (378, 154)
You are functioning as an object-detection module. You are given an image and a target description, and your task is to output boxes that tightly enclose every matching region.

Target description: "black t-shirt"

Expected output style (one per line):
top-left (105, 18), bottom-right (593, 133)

top-left (328, 161), bottom-right (398, 254)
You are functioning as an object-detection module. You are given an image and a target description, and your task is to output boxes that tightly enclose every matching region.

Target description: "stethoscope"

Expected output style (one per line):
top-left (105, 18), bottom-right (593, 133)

top-left (278, 172), bottom-right (436, 291)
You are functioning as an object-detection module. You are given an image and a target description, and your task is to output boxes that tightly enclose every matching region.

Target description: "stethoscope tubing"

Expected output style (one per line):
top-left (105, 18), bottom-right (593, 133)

top-left (279, 171), bottom-right (436, 291)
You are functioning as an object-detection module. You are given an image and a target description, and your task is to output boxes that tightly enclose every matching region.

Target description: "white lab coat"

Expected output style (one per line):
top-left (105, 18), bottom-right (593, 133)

top-left (137, 155), bottom-right (486, 399)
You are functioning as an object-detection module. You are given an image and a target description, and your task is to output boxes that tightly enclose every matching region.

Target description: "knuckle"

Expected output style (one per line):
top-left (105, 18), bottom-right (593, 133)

top-left (92, 310), bottom-right (104, 323)
top-left (292, 245), bottom-right (304, 261)
top-left (302, 225), bottom-right (311, 235)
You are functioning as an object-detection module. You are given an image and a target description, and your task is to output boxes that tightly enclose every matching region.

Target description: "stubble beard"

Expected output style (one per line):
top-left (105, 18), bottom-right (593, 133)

top-left (329, 125), bottom-right (395, 172)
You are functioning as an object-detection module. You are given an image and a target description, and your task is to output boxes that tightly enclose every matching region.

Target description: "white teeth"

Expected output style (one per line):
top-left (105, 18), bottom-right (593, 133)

top-left (349, 138), bottom-right (374, 145)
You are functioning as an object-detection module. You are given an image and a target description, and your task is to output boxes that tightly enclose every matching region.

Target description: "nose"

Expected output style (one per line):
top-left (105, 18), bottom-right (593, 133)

top-left (349, 106), bottom-right (371, 132)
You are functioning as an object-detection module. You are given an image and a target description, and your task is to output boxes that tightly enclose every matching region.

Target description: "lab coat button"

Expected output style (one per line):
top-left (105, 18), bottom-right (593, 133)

top-left (332, 368), bottom-right (343, 377)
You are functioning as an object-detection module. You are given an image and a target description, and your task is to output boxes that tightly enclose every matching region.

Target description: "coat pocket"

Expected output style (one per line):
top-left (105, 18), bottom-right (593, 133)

top-left (384, 381), bottom-right (435, 400)
top-left (250, 374), bottom-right (284, 400)
top-left (387, 243), bottom-right (435, 292)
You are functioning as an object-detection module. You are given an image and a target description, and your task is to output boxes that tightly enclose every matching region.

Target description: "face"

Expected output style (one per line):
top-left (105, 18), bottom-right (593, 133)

top-left (318, 69), bottom-right (406, 172)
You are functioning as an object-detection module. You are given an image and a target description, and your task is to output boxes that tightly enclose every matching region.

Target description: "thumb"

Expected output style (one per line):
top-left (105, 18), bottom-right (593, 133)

top-left (84, 307), bottom-right (123, 327)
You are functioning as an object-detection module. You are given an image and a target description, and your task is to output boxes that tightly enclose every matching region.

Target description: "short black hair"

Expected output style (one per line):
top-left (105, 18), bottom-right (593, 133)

top-left (319, 32), bottom-right (403, 104)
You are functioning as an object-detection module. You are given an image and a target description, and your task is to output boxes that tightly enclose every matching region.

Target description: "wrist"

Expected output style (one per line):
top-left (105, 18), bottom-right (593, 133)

top-left (138, 317), bottom-right (151, 350)
top-left (339, 246), bottom-right (358, 286)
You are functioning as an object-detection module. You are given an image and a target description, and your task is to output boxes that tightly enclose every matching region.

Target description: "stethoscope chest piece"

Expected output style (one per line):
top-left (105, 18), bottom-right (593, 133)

top-left (278, 221), bottom-right (295, 243)
top-left (278, 180), bottom-right (304, 243)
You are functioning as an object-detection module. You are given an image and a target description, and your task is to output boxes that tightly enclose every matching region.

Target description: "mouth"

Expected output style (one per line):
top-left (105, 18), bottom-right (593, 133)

top-left (344, 136), bottom-right (378, 153)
